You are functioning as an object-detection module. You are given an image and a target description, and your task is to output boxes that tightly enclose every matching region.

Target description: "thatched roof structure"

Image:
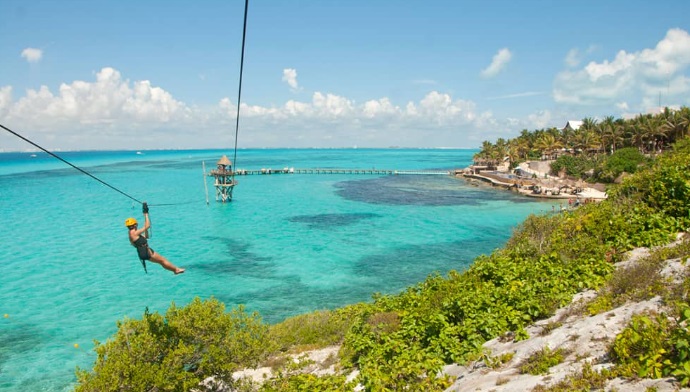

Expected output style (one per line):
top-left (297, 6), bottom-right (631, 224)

top-left (216, 155), bottom-right (232, 166)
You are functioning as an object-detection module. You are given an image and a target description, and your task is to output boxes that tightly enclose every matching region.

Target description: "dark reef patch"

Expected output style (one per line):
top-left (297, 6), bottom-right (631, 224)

top-left (287, 213), bottom-right (380, 230)
top-left (335, 175), bottom-right (534, 206)
top-left (194, 236), bottom-right (277, 278)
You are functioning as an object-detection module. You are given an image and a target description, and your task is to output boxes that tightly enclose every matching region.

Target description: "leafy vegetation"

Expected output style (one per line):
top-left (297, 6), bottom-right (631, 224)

top-left (519, 346), bottom-right (568, 375)
top-left (473, 107), bottom-right (690, 184)
top-left (607, 240), bottom-right (690, 386)
top-left (594, 147), bottom-right (649, 182)
top-left (75, 133), bottom-right (690, 391)
top-left (550, 154), bottom-right (597, 178)
top-left (532, 361), bottom-right (610, 391)
top-left (75, 298), bottom-right (271, 392)
top-left (267, 305), bottom-right (364, 352)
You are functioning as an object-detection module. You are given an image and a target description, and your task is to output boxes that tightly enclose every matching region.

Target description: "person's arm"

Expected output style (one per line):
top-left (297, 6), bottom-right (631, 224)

top-left (131, 220), bottom-right (149, 237)
top-left (143, 212), bottom-right (151, 237)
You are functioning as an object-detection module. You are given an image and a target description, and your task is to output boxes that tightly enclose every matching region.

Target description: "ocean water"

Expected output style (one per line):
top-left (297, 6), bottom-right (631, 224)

top-left (0, 148), bottom-right (557, 391)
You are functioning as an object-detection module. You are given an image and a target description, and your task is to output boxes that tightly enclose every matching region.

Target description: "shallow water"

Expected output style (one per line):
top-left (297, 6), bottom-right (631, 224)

top-left (0, 148), bottom-right (556, 391)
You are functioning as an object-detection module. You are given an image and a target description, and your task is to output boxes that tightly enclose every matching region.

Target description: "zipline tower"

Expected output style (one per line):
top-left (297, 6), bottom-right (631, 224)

top-left (209, 155), bottom-right (237, 202)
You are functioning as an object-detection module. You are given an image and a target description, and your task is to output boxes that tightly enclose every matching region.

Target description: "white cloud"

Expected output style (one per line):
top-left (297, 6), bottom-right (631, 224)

top-left (1, 67), bottom-right (509, 150)
top-left (526, 110), bottom-right (553, 129)
top-left (312, 92), bottom-right (354, 118)
top-left (362, 98), bottom-right (397, 118)
top-left (21, 47), bottom-right (43, 63)
top-left (10, 67), bottom-right (188, 125)
top-left (584, 51), bottom-right (636, 82)
top-left (554, 28), bottom-right (690, 112)
top-left (481, 48), bottom-right (512, 78)
top-left (417, 91), bottom-right (475, 122)
top-left (282, 68), bottom-right (299, 91)
top-left (0, 86), bottom-right (12, 115)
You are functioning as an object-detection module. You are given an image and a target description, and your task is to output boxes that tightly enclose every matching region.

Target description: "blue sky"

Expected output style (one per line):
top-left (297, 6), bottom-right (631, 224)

top-left (1, 0), bottom-right (690, 151)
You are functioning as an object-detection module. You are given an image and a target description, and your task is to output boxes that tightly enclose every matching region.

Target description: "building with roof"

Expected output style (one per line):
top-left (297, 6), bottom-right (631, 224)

top-left (562, 121), bottom-right (583, 132)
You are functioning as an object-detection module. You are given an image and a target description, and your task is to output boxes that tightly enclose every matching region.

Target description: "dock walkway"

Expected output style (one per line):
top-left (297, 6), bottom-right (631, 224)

top-left (230, 168), bottom-right (452, 176)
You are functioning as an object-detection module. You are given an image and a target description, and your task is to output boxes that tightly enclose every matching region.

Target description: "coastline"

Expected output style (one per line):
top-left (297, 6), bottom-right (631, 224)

top-left (2, 148), bottom-right (547, 392)
top-left (456, 160), bottom-right (608, 201)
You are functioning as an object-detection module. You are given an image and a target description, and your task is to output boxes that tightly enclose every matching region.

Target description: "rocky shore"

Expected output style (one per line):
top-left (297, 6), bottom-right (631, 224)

top-left (457, 160), bottom-right (608, 201)
top-left (230, 238), bottom-right (688, 392)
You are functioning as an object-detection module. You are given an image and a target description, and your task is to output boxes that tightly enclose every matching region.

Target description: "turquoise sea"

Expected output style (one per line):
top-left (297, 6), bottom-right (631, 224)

top-left (0, 148), bottom-right (558, 391)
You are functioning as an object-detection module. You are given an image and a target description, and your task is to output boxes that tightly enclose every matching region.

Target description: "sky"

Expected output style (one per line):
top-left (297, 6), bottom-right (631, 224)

top-left (1, 0), bottom-right (690, 151)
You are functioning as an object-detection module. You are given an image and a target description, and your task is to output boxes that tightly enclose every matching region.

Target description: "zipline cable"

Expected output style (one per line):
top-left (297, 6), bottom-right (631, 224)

top-left (2, 2), bottom-right (251, 206)
top-left (1, 123), bottom-right (143, 204)
top-left (231, 0), bottom-right (249, 183)
top-left (0, 123), bottom-right (202, 207)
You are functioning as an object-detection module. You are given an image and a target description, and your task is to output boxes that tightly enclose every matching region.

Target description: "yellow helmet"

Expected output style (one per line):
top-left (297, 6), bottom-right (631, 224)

top-left (124, 217), bottom-right (138, 227)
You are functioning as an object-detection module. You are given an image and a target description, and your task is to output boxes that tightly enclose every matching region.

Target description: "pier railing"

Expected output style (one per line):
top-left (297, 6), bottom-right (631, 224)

top-left (224, 168), bottom-right (453, 176)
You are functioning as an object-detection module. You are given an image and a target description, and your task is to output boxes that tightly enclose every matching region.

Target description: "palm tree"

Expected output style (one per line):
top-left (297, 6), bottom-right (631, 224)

top-left (534, 133), bottom-right (563, 159)
top-left (610, 118), bottom-right (626, 153)
top-left (662, 107), bottom-right (690, 145)
top-left (580, 117), bottom-right (598, 134)
top-left (494, 138), bottom-right (509, 156)
top-left (626, 116), bottom-right (647, 152)
top-left (573, 129), bottom-right (601, 156)
top-left (559, 126), bottom-right (575, 153)
top-left (506, 141), bottom-right (521, 168)
top-left (475, 140), bottom-right (495, 162)
top-left (573, 118), bottom-right (598, 154)
top-left (599, 116), bottom-right (616, 154)
top-left (512, 137), bottom-right (531, 160)
top-left (638, 114), bottom-right (665, 153)
top-left (678, 107), bottom-right (690, 139)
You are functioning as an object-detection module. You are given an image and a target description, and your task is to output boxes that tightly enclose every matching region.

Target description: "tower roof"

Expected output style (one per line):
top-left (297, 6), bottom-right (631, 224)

top-left (216, 155), bottom-right (232, 166)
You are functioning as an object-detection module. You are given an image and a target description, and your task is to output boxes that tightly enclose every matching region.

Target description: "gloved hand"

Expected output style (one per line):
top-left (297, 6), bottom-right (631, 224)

top-left (142, 202), bottom-right (149, 214)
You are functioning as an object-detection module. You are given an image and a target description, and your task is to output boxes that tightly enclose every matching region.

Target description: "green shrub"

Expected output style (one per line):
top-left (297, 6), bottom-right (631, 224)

top-left (519, 346), bottom-right (567, 375)
top-left (610, 312), bottom-right (673, 379)
top-left (484, 351), bottom-right (515, 369)
top-left (259, 373), bottom-right (356, 392)
top-left (268, 304), bottom-right (364, 352)
top-left (75, 297), bottom-right (271, 392)
top-left (610, 305), bottom-right (690, 386)
top-left (587, 256), bottom-right (666, 316)
top-left (532, 361), bottom-right (610, 391)
top-left (550, 155), bottom-right (596, 178)
top-left (594, 147), bottom-right (648, 182)
top-left (75, 136), bottom-right (690, 390)
top-left (610, 138), bottom-right (690, 229)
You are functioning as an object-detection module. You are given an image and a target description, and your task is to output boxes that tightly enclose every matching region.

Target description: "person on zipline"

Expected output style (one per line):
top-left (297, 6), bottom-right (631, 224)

top-left (125, 202), bottom-right (185, 275)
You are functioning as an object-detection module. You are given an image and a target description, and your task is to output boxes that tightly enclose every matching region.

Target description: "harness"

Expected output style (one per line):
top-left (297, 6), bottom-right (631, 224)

top-left (131, 235), bottom-right (150, 274)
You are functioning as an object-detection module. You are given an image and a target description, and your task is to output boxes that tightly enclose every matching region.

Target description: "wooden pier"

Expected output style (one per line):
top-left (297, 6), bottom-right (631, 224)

top-left (205, 153), bottom-right (455, 203)
top-left (230, 168), bottom-right (452, 176)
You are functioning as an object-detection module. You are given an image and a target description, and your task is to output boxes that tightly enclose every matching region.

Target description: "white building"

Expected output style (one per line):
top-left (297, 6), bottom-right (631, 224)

top-left (562, 120), bottom-right (583, 132)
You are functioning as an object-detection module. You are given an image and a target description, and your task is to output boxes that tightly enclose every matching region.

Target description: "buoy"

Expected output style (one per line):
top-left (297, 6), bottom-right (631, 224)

top-left (3, 314), bottom-right (8, 318)
top-left (74, 343), bottom-right (79, 349)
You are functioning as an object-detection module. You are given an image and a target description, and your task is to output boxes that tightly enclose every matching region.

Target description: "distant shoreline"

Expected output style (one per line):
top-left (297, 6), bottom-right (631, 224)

top-left (456, 162), bottom-right (608, 201)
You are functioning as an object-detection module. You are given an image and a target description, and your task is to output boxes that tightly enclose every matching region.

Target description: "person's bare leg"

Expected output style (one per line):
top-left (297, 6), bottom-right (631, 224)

top-left (150, 252), bottom-right (185, 274)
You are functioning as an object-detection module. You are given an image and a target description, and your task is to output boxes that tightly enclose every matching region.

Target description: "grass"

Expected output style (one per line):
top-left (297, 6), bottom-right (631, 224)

top-left (519, 347), bottom-right (569, 375)
top-left (531, 361), bottom-right (610, 391)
